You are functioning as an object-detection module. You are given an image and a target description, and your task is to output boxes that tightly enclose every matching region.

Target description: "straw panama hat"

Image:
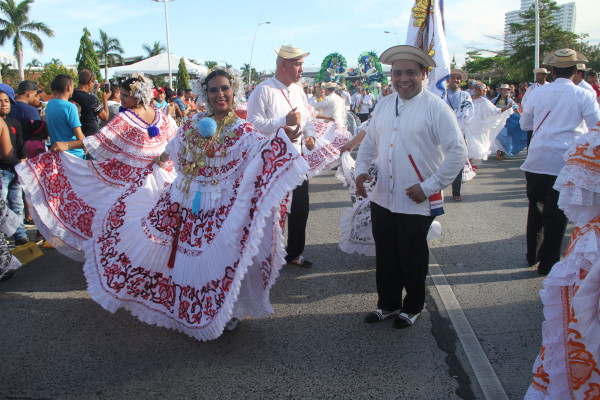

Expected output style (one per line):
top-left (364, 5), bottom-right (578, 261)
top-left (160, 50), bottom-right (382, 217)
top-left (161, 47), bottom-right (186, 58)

top-left (274, 45), bottom-right (309, 60)
top-left (500, 84), bottom-right (510, 89)
top-left (543, 48), bottom-right (588, 68)
top-left (533, 68), bottom-right (549, 74)
top-left (450, 69), bottom-right (468, 81)
top-left (322, 82), bottom-right (338, 89)
top-left (576, 63), bottom-right (591, 71)
top-left (379, 45), bottom-right (436, 68)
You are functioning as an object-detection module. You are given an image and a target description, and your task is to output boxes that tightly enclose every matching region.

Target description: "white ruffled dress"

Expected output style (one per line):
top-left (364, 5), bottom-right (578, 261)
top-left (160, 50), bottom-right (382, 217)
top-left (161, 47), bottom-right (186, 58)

top-left (81, 115), bottom-right (309, 341)
top-left (17, 109), bottom-right (178, 261)
top-left (526, 126), bottom-right (600, 399)
top-left (0, 198), bottom-right (22, 277)
top-left (465, 97), bottom-right (512, 163)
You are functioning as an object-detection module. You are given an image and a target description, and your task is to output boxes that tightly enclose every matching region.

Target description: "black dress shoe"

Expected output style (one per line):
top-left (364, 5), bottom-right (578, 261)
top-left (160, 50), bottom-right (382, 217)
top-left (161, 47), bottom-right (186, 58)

top-left (14, 238), bottom-right (29, 246)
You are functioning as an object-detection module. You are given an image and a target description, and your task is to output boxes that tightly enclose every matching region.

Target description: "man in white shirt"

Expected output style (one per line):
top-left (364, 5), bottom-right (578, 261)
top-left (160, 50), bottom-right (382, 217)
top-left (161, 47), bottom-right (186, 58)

top-left (445, 69), bottom-right (473, 202)
top-left (339, 84), bottom-right (351, 111)
top-left (521, 68), bottom-right (549, 147)
top-left (355, 45), bottom-right (467, 328)
top-left (312, 82), bottom-right (346, 125)
top-left (247, 45), bottom-right (316, 267)
top-left (356, 88), bottom-right (374, 123)
top-left (573, 64), bottom-right (596, 94)
top-left (520, 48), bottom-right (600, 275)
top-left (350, 87), bottom-right (361, 110)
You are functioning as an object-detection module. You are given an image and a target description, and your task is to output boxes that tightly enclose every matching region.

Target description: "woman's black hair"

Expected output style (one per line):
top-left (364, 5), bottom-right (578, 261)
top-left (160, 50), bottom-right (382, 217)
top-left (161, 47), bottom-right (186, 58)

top-left (120, 77), bottom-right (140, 92)
top-left (203, 70), bottom-right (233, 87)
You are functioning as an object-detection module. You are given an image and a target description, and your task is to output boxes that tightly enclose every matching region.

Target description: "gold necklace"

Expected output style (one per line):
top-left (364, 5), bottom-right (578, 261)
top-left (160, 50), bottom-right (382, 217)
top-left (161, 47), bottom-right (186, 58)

top-left (179, 111), bottom-right (237, 193)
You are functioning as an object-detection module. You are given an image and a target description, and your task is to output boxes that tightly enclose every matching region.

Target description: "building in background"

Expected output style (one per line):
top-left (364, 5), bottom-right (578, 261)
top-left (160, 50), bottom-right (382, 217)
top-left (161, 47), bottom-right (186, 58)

top-left (504, 0), bottom-right (576, 52)
top-left (0, 51), bottom-right (17, 68)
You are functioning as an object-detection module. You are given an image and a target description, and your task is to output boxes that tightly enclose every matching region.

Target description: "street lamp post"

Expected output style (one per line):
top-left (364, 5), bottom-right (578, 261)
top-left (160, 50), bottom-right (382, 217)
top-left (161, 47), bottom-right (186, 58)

top-left (384, 21), bottom-right (400, 45)
top-left (153, 0), bottom-right (174, 89)
top-left (248, 21), bottom-right (270, 88)
top-left (534, 0), bottom-right (540, 71)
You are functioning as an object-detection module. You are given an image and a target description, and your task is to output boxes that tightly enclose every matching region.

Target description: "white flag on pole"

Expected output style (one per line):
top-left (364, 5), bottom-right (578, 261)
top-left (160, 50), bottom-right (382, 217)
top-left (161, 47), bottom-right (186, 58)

top-left (406, 0), bottom-right (450, 98)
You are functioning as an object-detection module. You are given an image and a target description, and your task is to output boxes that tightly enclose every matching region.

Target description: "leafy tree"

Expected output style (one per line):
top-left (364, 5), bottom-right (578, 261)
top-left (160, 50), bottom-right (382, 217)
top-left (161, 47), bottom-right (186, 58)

top-left (176, 57), bottom-right (190, 90)
top-left (94, 29), bottom-right (124, 82)
top-left (240, 63), bottom-right (260, 86)
top-left (142, 41), bottom-right (165, 58)
top-left (75, 27), bottom-right (101, 80)
top-left (0, 0), bottom-right (54, 81)
top-left (507, 0), bottom-right (582, 81)
top-left (38, 63), bottom-right (77, 94)
top-left (204, 60), bottom-right (218, 70)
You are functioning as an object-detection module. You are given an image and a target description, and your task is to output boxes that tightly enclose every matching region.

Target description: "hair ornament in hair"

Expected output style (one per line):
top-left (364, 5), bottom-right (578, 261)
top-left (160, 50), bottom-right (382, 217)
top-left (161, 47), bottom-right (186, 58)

top-left (195, 67), bottom-right (245, 116)
top-left (129, 72), bottom-right (155, 107)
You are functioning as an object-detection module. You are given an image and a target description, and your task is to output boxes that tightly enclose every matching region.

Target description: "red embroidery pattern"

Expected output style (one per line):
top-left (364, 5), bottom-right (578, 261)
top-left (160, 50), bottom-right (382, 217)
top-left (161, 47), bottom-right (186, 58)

top-left (143, 178), bottom-right (240, 252)
top-left (256, 136), bottom-right (291, 189)
top-left (32, 152), bottom-right (96, 239)
top-left (94, 112), bottom-right (176, 162)
top-left (260, 255), bottom-right (273, 289)
top-left (304, 135), bottom-right (348, 170)
top-left (94, 133), bottom-right (293, 327)
top-left (90, 158), bottom-right (146, 187)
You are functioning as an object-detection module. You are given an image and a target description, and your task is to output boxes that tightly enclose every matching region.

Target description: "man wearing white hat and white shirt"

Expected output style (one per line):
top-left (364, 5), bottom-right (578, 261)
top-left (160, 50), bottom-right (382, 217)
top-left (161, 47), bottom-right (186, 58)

top-left (520, 48), bottom-right (600, 275)
top-left (247, 44), bottom-right (316, 267)
top-left (339, 83), bottom-right (352, 111)
top-left (573, 63), bottom-right (596, 94)
top-left (355, 45), bottom-right (467, 329)
top-left (445, 69), bottom-right (473, 202)
top-left (312, 82), bottom-right (346, 125)
top-left (521, 68), bottom-right (549, 108)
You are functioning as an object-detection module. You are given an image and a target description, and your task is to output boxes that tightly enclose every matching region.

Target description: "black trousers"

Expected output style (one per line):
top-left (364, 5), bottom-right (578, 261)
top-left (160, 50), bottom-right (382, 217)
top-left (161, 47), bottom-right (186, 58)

top-left (526, 130), bottom-right (533, 149)
top-left (285, 179), bottom-right (309, 262)
top-left (371, 202), bottom-right (434, 314)
top-left (452, 168), bottom-right (464, 197)
top-left (525, 172), bottom-right (568, 273)
top-left (357, 113), bottom-right (369, 123)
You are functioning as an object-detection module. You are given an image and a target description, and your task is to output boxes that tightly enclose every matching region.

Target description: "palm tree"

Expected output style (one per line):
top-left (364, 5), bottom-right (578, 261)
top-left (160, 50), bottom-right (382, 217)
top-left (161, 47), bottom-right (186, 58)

top-left (204, 60), bottom-right (218, 70)
top-left (0, 62), bottom-right (17, 82)
top-left (94, 29), bottom-right (124, 82)
top-left (25, 56), bottom-right (40, 70)
top-left (0, 0), bottom-right (54, 81)
top-left (49, 57), bottom-right (61, 65)
top-left (142, 41), bottom-right (165, 58)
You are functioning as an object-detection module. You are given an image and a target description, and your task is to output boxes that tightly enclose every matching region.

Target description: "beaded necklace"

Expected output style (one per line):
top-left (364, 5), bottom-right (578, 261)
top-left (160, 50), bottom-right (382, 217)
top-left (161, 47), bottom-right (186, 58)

top-left (179, 110), bottom-right (237, 194)
top-left (122, 106), bottom-right (161, 138)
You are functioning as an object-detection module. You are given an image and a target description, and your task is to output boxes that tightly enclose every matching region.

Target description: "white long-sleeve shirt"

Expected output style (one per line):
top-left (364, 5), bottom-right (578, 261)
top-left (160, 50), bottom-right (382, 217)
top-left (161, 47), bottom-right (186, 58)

top-left (312, 92), bottom-right (346, 125)
top-left (340, 90), bottom-right (351, 110)
top-left (350, 92), bottom-right (362, 110)
top-left (356, 89), bottom-right (467, 216)
top-left (247, 77), bottom-right (315, 152)
top-left (445, 89), bottom-right (474, 134)
top-left (520, 78), bottom-right (600, 176)
top-left (578, 79), bottom-right (596, 95)
top-left (521, 82), bottom-right (547, 108)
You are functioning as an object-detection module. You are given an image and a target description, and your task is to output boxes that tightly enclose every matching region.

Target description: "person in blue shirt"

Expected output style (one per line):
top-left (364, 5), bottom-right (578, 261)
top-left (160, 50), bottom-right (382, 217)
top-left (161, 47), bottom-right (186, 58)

top-left (44, 74), bottom-right (85, 158)
top-left (8, 80), bottom-right (41, 139)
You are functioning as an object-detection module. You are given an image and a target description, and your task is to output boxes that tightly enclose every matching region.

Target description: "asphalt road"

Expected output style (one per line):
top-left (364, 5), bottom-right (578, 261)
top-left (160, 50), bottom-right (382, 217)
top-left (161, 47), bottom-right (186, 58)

top-left (0, 153), bottom-right (559, 400)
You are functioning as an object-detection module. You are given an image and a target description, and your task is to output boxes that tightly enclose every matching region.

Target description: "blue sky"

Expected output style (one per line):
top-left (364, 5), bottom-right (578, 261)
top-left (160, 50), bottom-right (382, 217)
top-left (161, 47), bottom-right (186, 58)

top-left (1, 0), bottom-right (598, 72)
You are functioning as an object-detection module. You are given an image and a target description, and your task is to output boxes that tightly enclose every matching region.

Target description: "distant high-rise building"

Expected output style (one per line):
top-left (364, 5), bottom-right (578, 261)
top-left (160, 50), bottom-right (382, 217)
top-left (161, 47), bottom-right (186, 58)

top-left (504, 0), bottom-right (576, 52)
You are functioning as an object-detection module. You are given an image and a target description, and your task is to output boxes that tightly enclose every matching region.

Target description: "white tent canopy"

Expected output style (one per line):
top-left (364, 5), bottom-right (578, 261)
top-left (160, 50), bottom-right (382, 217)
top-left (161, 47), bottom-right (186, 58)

top-left (111, 53), bottom-right (208, 77)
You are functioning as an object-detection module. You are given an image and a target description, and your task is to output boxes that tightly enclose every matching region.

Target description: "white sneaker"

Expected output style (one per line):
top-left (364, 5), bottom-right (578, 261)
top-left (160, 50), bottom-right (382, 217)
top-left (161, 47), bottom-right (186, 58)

top-left (224, 318), bottom-right (240, 332)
